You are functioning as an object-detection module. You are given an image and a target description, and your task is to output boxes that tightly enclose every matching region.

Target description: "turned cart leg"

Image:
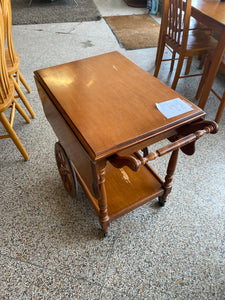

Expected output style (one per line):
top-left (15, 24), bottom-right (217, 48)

top-left (98, 167), bottom-right (110, 237)
top-left (159, 149), bottom-right (179, 206)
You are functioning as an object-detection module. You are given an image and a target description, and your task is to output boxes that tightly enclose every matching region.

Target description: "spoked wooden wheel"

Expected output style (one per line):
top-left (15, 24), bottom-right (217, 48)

top-left (55, 142), bottom-right (78, 198)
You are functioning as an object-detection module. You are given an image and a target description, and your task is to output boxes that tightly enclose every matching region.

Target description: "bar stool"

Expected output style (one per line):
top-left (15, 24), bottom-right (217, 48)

top-left (154, 0), bottom-right (218, 90)
top-left (1, 0), bottom-right (35, 118)
top-left (0, 7), bottom-right (30, 160)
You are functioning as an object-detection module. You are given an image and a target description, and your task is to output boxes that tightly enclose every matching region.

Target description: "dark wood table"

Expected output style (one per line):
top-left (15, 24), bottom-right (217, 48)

top-left (191, 0), bottom-right (225, 109)
top-left (34, 51), bottom-right (217, 236)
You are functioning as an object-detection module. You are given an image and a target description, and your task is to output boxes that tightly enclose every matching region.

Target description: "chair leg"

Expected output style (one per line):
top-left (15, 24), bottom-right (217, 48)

top-left (14, 99), bottom-right (31, 124)
top-left (171, 55), bottom-right (185, 90)
top-left (185, 57), bottom-right (192, 75)
top-left (154, 42), bottom-right (165, 78)
top-left (17, 70), bottom-right (31, 93)
top-left (11, 75), bottom-right (35, 118)
top-left (0, 112), bottom-right (29, 160)
top-left (196, 57), bottom-right (211, 100)
top-left (198, 53), bottom-right (207, 69)
top-left (170, 50), bottom-right (176, 73)
top-left (155, 29), bottom-right (163, 67)
top-left (215, 91), bottom-right (225, 124)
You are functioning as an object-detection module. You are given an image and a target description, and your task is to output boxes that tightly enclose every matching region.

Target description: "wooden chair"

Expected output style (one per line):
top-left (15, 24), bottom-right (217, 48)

top-left (0, 8), bottom-right (30, 160)
top-left (1, 0), bottom-right (35, 118)
top-left (196, 52), bottom-right (225, 123)
top-left (154, 0), bottom-right (218, 90)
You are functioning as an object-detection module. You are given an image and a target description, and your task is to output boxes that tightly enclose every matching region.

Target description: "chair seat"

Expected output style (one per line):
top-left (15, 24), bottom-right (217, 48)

top-left (172, 17), bottom-right (211, 31)
top-left (0, 80), bottom-right (14, 112)
top-left (189, 18), bottom-right (210, 31)
top-left (0, 1), bottom-right (30, 160)
top-left (166, 30), bottom-right (218, 54)
top-left (186, 31), bottom-right (218, 51)
top-left (5, 48), bottom-right (20, 75)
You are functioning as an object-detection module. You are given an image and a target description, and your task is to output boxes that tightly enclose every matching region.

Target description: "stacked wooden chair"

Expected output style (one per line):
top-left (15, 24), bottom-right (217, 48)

top-left (1, 0), bottom-right (35, 118)
top-left (154, 0), bottom-right (218, 90)
top-left (196, 52), bottom-right (225, 123)
top-left (0, 6), bottom-right (30, 160)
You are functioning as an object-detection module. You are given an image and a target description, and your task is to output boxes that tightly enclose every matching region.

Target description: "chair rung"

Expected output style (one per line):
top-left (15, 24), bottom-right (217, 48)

top-left (162, 58), bottom-right (179, 62)
top-left (165, 45), bottom-right (174, 53)
top-left (10, 102), bottom-right (16, 126)
top-left (0, 135), bottom-right (10, 139)
top-left (211, 89), bottom-right (223, 102)
top-left (162, 56), bottom-right (192, 63)
top-left (179, 73), bottom-right (203, 79)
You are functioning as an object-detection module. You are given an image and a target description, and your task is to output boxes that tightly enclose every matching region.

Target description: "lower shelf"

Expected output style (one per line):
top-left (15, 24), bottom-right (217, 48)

top-left (93, 162), bottom-right (164, 221)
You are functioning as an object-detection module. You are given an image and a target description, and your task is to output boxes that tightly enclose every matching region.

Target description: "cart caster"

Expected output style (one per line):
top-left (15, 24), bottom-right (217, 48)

top-left (158, 196), bottom-right (166, 207)
top-left (55, 142), bottom-right (78, 198)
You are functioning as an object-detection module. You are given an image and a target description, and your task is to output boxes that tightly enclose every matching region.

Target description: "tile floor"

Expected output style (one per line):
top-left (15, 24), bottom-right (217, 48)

top-left (0, 0), bottom-right (224, 299)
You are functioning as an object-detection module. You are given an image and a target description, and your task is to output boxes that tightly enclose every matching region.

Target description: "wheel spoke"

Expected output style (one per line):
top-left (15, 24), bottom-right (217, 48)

top-left (55, 142), bottom-right (77, 198)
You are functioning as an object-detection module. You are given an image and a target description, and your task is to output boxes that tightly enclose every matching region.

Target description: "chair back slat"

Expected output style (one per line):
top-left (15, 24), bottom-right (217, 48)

top-left (164, 0), bottom-right (191, 51)
top-left (0, 6), bottom-right (10, 103)
top-left (177, 0), bottom-right (183, 44)
top-left (1, 0), bottom-right (16, 66)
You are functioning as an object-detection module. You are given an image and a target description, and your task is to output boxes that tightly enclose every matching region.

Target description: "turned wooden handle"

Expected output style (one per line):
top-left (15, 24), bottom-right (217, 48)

top-left (108, 122), bottom-right (217, 171)
top-left (141, 124), bottom-right (217, 163)
top-left (108, 154), bottom-right (141, 172)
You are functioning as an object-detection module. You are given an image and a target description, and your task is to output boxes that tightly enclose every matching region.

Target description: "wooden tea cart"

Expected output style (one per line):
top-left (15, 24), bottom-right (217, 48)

top-left (34, 52), bottom-right (217, 236)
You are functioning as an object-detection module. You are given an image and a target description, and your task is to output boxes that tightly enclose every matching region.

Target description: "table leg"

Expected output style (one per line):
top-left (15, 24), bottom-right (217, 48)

top-left (97, 167), bottom-right (110, 236)
top-left (198, 31), bottom-right (225, 110)
top-left (159, 149), bottom-right (179, 205)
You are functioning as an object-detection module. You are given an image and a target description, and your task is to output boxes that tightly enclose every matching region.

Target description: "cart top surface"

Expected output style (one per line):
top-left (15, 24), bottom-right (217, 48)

top-left (34, 51), bottom-right (205, 160)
